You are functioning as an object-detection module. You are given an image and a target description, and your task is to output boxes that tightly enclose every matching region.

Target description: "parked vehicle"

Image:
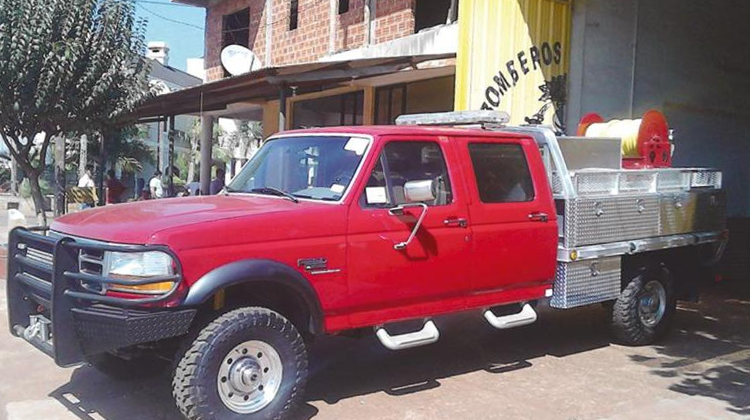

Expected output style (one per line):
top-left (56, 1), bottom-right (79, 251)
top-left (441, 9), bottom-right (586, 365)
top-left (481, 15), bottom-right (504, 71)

top-left (7, 111), bottom-right (726, 420)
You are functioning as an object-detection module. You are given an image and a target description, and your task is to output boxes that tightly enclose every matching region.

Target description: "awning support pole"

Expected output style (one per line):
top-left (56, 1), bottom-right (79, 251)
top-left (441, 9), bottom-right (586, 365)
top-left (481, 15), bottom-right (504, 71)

top-left (278, 84), bottom-right (288, 132)
top-left (200, 115), bottom-right (214, 195)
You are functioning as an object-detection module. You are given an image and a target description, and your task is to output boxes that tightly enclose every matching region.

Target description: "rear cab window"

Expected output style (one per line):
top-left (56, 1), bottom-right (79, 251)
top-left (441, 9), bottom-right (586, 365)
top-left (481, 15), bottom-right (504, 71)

top-left (467, 143), bottom-right (535, 203)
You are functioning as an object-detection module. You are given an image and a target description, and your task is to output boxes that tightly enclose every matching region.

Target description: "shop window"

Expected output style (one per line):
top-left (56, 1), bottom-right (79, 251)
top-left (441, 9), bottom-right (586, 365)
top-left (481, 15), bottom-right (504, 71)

top-left (415, 0), bottom-right (458, 32)
top-left (292, 91), bottom-right (364, 129)
top-left (375, 85), bottom-right (406, 125)
top-left (223, 8), bottom-right (250, 77)
top-left (290, 0), bottom-right (299, 30)
top-left (338, 0), bottom-right (350, 14)
top-left (375, 76), bottom-right (455, 125)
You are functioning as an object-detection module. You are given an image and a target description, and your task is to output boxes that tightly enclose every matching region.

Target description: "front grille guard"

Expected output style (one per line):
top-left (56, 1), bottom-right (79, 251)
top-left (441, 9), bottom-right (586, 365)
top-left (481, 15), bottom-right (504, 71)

top-left (7, 226), bottom-right (185, 366)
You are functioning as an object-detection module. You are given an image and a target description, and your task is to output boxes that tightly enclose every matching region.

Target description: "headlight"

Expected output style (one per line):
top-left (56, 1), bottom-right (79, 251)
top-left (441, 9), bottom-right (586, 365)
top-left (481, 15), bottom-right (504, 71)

top-left (105, 251), bottom-right (176, 295)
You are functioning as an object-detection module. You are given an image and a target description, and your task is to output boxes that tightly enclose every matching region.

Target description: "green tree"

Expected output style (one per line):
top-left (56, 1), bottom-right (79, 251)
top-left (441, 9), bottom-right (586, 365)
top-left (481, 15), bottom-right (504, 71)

top-left (0, 0), bottom-right (150, 222)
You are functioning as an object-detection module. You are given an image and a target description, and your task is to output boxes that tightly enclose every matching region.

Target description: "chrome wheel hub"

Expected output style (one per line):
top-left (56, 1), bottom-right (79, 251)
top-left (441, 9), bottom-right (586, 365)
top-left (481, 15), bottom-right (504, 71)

top-left (217, 340), bottom-right (283, 414)
top-left (638, 280), bottom-right (667, 328)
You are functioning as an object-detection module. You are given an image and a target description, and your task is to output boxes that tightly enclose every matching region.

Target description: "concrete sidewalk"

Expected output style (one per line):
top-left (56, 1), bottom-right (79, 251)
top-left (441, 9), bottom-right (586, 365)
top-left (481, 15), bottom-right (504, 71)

top-left (1, 276), bottom-right (749, 420)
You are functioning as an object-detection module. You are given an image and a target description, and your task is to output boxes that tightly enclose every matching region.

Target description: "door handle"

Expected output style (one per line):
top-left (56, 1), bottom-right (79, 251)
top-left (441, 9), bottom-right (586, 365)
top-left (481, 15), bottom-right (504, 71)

top-left (443, 217), bottom-right (468, 228)
top-left (528, 212), bottom-right (549, 222)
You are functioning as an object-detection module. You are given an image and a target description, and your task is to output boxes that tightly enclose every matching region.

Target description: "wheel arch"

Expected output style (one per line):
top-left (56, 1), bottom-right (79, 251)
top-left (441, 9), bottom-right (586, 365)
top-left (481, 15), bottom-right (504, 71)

top-left (182, 259), bottom-right (324, 335)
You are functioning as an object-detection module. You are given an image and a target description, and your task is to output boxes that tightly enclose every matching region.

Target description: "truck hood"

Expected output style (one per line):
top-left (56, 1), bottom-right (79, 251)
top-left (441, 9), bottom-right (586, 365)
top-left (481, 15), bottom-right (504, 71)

top-left (50, 195), bottom-right (323, 244)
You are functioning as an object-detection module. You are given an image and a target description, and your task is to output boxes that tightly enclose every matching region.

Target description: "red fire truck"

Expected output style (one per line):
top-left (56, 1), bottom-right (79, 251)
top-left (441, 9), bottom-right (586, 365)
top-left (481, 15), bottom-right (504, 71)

top-left (7, 111), bottom-right (726, 420)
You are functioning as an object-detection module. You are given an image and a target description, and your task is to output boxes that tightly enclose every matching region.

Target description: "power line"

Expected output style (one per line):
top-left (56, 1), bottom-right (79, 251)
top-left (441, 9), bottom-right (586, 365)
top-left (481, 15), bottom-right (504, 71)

top-left (136, 3), bottom-right (205, 30)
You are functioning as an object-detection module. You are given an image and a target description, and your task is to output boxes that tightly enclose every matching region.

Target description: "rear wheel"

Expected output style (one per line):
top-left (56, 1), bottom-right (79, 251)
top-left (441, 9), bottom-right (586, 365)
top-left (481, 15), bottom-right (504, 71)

top-left (611, 267), bottom-right (676, 346)
top-left (172, 307), bottom-right (307, 420)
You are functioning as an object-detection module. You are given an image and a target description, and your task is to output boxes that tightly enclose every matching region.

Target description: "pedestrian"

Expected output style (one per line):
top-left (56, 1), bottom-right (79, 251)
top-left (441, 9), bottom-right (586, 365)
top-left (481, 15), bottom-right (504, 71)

top-left (136, 177), bottom-right (146, 200)
top-left (210, 167), bottom-right (226, 195)
top-left (187, 176), bottom-right (200, 196)
top-left (105, 169), bottom-right (125, 204)
top-left (77, 164), bottom-right (96, 209)
top-left (149, 169), bottom-right (164, 199)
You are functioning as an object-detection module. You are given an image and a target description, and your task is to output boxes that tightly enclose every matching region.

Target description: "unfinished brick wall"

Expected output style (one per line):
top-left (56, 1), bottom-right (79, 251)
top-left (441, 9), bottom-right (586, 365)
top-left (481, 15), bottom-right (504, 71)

top-left (204, 0), bottom-right (416, 81)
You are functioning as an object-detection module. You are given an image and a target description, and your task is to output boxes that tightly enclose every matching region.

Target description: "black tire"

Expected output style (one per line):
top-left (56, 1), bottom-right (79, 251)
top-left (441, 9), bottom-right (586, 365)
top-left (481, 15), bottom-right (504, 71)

top-left (611, 266), bottom-right (676, 346)
top-left (88, 352), bottom-right (168, 380)
top-left (172, 307), bottom-right (307, 420)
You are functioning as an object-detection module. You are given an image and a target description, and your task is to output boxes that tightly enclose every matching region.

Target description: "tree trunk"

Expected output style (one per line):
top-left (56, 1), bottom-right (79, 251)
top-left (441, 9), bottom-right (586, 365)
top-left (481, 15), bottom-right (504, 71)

top-left (27, 171), bottom-right (48, 226)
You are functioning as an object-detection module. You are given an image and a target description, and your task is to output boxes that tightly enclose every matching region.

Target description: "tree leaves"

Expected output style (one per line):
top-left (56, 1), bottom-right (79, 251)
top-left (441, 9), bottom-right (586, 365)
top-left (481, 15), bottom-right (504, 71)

top-left (0, 0), bottom-right (152, 216)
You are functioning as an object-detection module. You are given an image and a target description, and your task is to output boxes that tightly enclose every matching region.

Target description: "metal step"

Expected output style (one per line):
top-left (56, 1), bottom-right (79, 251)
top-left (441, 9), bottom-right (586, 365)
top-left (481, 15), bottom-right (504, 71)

top-left (374, 320), bottom-right (440, 350)
top-left (483, 304), bottom-right (537, 330)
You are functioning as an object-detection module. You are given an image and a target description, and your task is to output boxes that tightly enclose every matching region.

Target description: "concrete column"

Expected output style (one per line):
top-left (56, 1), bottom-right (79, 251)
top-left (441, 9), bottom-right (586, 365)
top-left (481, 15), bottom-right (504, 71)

top-left (265, 0), bottom-right (273, 66)
top-left (364, 0), bottom-right (372, 45)
top-left (200, 115), bottom-right (214, 195)
top-left (79, 134), bottom-right (88, 178)
top-left (329, 0), bottom-right (337, 54)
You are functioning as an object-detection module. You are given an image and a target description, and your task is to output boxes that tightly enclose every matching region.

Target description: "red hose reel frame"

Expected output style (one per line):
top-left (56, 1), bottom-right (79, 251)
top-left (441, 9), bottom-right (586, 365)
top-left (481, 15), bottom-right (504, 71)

top-left (576, 110), bottom-right (672, 169)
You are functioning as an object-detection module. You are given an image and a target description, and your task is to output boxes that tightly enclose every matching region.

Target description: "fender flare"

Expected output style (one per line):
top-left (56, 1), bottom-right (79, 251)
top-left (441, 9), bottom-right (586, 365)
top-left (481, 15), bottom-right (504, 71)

top-left (182, 259), bottom-right (324, 334)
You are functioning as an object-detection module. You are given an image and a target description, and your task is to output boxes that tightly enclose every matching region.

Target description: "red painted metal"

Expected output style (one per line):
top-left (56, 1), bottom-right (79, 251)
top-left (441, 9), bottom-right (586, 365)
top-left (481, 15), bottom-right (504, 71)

top-left (50, 125), bottom-right (559, 334)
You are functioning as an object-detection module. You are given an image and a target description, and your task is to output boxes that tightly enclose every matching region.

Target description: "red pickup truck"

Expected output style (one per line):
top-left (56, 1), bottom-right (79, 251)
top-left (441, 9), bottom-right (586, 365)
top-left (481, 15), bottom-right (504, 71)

top-left (7, 112), bottom-right (726, 420)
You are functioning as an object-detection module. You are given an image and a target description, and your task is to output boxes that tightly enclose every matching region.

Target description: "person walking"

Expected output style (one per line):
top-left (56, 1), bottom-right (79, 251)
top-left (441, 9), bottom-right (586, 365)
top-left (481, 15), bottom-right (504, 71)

top-left (149, 170), bottom-right (164, 199)
top-left (105, 169), bottom-right (125, 204)
top-left (77, 164), bottom-right (96, 209)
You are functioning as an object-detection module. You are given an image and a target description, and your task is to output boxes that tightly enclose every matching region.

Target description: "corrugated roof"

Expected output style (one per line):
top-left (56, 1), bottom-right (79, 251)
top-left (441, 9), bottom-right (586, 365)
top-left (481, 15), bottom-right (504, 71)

top-left (132, 53), bottom-right (455, 120)
top-left (147, 59), bottom-right (203, 89)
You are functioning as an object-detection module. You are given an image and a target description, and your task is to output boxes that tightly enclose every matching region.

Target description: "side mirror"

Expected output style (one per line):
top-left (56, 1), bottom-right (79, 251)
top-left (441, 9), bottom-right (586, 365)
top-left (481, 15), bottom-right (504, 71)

top-left (403, 179), bottom-right (435, 203)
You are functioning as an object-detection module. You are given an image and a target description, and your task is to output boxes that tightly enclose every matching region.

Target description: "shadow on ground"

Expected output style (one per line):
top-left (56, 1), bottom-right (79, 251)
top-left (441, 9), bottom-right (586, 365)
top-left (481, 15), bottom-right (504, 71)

top-left (48, 304), bottom-right (613, 420)
top-left (629, 280), bottom-right (750, 417)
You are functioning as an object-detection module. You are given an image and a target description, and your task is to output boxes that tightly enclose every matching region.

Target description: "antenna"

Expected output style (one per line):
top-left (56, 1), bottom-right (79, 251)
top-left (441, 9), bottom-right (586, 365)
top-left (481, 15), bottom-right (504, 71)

top-left (220, 45), bottom-right (264, 76)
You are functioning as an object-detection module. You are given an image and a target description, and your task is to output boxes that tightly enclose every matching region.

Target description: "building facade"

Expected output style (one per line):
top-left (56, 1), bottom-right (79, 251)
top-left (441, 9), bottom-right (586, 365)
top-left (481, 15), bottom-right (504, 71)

top-left (200, 0), bottom-right (457, 81)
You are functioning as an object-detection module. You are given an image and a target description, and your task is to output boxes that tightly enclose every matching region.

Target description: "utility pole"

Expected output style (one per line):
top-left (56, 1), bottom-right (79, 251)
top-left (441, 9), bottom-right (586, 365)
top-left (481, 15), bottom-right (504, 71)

top-left (200, 115), bottom-right (214, 195)
top-left (53, 135), bottom-right (66, 216)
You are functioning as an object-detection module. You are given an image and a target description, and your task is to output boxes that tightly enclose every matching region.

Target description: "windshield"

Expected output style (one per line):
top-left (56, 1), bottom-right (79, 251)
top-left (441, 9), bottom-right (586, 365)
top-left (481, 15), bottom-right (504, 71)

top-left (227, 135), bottom-right (370, 201)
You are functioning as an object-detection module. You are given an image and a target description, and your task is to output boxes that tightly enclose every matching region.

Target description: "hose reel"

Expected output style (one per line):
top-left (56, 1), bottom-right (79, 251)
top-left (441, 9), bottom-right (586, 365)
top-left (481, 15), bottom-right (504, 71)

top-left (576, 110), bottom-right (672, 169)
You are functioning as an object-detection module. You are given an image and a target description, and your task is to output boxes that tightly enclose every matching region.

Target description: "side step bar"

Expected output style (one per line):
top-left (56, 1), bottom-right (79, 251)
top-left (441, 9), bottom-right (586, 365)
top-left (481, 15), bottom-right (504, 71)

top-left (483, 304), bottom-right (537, 330)
top-left (375, 320), bottom-right (440, 351)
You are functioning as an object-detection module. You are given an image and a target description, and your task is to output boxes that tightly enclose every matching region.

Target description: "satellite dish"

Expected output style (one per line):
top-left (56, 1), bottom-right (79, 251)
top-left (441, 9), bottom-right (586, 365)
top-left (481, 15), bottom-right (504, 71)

top-left (221, 45), bottom-right (263, 76)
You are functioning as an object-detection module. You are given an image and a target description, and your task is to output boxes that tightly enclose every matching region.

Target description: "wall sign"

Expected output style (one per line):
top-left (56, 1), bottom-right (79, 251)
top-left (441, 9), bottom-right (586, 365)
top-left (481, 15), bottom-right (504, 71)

top-left (455, 0), bottom-right (572, 132)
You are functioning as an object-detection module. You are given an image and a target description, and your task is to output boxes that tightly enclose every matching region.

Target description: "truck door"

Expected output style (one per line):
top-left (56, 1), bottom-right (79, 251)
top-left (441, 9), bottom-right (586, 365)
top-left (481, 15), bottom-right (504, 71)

top-left (346, 136), bottom-right (472, 327)
top-left (458, 136), bottom-right (558, 306)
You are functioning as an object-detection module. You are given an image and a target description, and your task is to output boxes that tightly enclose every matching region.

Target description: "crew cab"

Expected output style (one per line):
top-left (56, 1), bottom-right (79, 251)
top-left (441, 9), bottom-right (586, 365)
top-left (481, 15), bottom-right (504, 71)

top-left (7, 111), bottom-right (726, 420)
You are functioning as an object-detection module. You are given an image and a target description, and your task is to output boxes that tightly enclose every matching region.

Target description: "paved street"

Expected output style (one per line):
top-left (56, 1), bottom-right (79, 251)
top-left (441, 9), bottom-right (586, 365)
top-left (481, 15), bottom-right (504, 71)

top-left (1, 274), bottom-right (749, 420)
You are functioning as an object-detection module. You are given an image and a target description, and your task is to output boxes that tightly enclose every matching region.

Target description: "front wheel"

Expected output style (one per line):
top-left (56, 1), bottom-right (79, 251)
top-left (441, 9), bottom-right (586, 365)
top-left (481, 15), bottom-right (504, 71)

top-left (610, 266), bottom-right (676, 346)
top-left (172, 307), bottom-right (308, 420)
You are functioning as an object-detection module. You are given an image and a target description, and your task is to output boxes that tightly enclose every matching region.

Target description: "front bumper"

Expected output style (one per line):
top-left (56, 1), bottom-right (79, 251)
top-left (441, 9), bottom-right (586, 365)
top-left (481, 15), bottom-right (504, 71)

top-left (6, 227), bottom-right (196, 367)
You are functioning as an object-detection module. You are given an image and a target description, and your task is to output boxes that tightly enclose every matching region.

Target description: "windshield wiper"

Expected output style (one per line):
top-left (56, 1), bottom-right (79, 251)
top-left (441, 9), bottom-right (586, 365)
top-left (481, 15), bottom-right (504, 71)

top-left (250, 187), bottom-right (300, 203)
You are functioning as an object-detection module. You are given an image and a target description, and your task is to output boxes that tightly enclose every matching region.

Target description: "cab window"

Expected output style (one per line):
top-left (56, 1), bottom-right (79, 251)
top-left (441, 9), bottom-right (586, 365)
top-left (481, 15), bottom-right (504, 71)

top-left (362, 141), bottom-right (453, 207)
top-left (468, 143), bottom-right (534, 203)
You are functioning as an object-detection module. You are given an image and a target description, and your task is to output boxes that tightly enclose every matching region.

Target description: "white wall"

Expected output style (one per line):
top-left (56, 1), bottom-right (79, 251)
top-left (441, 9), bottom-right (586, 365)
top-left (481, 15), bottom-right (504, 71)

top-left (567, 0), bottom-right (750, 216)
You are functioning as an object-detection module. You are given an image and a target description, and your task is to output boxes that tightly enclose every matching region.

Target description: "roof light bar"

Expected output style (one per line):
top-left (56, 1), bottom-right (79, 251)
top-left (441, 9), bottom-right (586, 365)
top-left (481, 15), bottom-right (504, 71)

top-left (395, 110), bottom-right (510, 127)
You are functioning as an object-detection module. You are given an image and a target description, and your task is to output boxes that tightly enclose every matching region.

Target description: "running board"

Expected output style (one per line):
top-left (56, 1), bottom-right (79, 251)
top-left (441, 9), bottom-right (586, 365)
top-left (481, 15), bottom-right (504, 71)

top-left (483, 304), bottom-right (537, 330)
top-left (375, 320), bottom-right (440, 350)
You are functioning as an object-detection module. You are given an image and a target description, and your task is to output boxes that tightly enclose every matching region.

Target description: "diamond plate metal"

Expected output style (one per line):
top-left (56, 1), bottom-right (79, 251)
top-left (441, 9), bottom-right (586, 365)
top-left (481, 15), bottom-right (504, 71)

top-left (563, 195), bottom-right (660, 247)
top-left (551, 257), bottom-right (622, 309)
top-left (660, 190), bottom-right (727, 235)
top-left (691, 171), bottom-right (722, 188)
